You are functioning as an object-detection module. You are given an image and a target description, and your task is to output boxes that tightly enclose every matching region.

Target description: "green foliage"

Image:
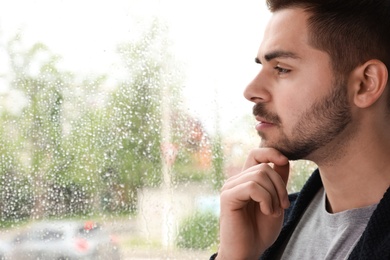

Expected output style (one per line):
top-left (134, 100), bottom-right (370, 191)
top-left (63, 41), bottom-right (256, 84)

top-left (2, 34), bottom-right (73, 220)
top-left (0, 170), bottom-right (33, 224)
top-left (111, 19), bottom-right (172, 189)
top-left (288, 160), bottom-right (317, 193)
top-left (176, 211), bottom-right (219, 250)
top-left (211, 133), bottom-right (224, 190)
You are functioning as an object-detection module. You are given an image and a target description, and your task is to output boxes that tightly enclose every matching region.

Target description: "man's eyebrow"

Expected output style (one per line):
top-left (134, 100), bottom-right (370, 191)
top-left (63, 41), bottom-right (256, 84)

top-left (255, 50), bottom-right (300, 64)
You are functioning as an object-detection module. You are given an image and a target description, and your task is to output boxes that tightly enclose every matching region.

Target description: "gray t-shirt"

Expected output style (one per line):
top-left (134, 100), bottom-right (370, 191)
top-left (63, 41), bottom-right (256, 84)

top-left (280, 188), bottom-right (377, 260)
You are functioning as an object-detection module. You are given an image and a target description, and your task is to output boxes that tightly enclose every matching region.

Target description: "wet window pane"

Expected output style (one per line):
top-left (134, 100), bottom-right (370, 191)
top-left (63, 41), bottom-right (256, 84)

top-left (0, 0), bottom-right (316, 259)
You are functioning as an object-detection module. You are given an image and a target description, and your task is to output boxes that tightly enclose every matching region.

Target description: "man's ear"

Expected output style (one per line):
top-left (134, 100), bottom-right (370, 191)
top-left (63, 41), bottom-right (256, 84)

top-left (350, 59), bottom-right (388, 108)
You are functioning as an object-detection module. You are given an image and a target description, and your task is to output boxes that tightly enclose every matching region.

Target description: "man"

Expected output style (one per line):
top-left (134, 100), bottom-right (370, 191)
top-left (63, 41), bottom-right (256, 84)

top-left (212, 0), bottom-right (390, 259)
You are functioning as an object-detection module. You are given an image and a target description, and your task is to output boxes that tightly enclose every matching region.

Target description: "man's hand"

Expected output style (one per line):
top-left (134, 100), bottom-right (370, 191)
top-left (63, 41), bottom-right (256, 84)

top-left (216, 148), bottom-right (290, 260)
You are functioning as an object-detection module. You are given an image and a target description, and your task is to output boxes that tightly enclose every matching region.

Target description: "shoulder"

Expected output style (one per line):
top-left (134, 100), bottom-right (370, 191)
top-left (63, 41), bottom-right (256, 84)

top-left (348, 186), bottom-right (390, 259)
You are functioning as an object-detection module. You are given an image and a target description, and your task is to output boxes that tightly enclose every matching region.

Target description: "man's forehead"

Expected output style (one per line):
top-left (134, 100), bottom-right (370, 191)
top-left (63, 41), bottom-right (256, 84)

top-left (257, 8), bottom-right (310, 62)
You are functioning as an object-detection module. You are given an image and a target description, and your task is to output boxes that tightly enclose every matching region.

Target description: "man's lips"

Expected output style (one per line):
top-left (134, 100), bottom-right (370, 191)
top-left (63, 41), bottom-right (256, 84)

top-left (255, 117), bottom-right (275, 131)
top-left (255, 116), bottom-right (274, 124)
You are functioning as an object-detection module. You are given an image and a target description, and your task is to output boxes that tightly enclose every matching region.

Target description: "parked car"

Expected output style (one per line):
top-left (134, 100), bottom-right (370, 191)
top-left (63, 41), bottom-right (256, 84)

top-left (9, 220), bottom-right (120, 260)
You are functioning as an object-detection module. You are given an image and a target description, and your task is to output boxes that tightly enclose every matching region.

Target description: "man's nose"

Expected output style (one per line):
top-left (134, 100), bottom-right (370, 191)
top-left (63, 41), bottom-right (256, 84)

top-left (243, 70), bottom-right (270, 103)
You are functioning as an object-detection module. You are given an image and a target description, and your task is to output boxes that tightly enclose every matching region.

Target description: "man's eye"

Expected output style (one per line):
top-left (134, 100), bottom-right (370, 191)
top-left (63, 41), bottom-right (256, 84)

top-left (274, 66), bottom-right (291, 74)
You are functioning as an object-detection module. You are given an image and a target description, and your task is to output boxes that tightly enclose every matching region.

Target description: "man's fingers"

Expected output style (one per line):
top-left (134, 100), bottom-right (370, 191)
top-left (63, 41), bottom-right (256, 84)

top-left (271, 162), bottom-right (290, 209)
top-left (222, 164), bottom-right (289, 213)
top-left (273, 162), bottom-right (290, 187)
top-left (242, 148), bottom-right (289, 171)
top-left (222, 181), bottom-right (275, 215)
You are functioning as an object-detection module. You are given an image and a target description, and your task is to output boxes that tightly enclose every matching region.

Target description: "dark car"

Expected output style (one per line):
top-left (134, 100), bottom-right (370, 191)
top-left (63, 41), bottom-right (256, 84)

top-left (9, 220), bottom-right (120, 260)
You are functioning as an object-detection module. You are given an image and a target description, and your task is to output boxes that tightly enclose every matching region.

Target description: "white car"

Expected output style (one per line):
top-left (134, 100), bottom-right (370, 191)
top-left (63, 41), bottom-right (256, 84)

top-left (0, 240), bottom-right (11, 260)
top-left (9, 220), bottom-right (120, 260)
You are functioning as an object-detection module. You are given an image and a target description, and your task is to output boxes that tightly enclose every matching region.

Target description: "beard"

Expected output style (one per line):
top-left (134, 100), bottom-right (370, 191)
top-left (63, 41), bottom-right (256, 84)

top-left (253, 78), bottom-right (352, 161)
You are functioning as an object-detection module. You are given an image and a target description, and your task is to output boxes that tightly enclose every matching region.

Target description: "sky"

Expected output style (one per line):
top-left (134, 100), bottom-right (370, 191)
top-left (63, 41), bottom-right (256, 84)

top-left (0, 0), bottom-right (271, 138)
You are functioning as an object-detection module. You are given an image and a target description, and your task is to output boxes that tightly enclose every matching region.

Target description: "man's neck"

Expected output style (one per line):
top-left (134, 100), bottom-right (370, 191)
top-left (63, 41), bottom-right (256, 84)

top-left (315, 130), bottom-right (390, 213)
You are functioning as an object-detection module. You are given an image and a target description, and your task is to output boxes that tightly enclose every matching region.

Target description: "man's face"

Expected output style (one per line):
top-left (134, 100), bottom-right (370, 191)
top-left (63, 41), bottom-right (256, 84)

top-left (244, 8), bottom-right (353, 161)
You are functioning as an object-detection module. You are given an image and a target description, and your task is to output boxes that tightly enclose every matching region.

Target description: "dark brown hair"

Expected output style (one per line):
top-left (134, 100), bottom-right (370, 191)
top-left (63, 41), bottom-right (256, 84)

top-left (266, 0), bottom-right (390, 81)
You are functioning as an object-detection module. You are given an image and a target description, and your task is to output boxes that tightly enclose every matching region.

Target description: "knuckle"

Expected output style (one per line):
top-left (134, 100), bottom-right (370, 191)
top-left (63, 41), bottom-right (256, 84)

top-left (220, 189), bottom-right (233, 204)
top-left (220, 190), bottom-right (228, 200)
top-left (221, 182), bottom-right (229, 192)
top-left (253, 166), bottom-right (271, 180)
top-left (246, 180), bottom-right (259, 192)
top-left (257, 163), bottom-right (271, 171)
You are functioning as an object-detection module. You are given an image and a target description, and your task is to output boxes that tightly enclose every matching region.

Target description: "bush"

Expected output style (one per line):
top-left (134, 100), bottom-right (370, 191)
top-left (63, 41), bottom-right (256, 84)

top-left (176, 211), bottom-right (219, 250)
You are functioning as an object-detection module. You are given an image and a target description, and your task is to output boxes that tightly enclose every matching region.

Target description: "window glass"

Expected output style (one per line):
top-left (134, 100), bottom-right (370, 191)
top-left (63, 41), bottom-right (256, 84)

top-left (0, 0), bottom-right (316, 258)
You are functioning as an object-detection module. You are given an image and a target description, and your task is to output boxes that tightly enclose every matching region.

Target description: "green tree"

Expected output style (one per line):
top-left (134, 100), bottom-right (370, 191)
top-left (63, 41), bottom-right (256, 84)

top-left (55, 77), bottom-right (111, 217)
top-left (6, 35), bottom-right (72, 219)
top-left (104, 19), bottom-right (184, 212)
top-left (0, 112), bottom-right (33, 225)
top-left (211, 132), bottom-right (224, 190)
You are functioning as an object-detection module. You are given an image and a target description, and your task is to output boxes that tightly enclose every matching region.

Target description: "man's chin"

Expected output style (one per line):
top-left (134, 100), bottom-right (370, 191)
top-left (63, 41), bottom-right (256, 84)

top-left (280, 148), bottom-right (313, 161)
top-left (259, 142), bottom-right (310, 161)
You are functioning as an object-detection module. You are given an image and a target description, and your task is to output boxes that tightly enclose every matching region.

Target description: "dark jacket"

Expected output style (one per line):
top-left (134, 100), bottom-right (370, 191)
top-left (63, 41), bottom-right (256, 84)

top-left (261, 169), bottom-right (390, 260)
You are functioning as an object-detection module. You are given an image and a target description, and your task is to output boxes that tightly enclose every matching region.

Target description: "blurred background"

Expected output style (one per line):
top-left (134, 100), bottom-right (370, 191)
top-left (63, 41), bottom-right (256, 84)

top-left (0, 0), bottom-right (316, 259)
